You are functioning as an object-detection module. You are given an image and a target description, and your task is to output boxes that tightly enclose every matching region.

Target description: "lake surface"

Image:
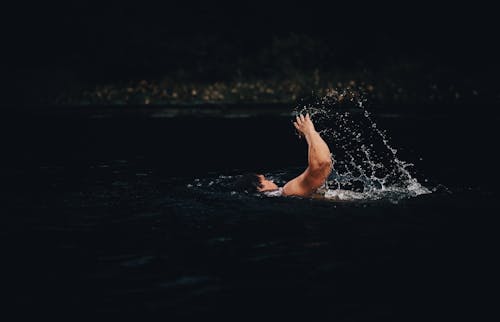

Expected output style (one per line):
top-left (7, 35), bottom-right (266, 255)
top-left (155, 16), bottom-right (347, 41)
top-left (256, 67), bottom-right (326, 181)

top-left (1, 105), bottom-right (499, 320)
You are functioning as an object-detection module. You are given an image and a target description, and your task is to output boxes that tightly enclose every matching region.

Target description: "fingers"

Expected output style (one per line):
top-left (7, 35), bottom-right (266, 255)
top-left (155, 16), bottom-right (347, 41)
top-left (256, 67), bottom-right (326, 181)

top-left (293, 121), bottom-right (299, 130)
top-left (295, 113), bottom-right (310, 120)
top-left (295, 113), bottom-right (312, 126)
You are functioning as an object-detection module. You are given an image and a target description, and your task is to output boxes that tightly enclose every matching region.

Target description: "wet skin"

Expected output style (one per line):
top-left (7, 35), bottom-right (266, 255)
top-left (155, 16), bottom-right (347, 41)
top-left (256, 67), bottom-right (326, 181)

top-left (257, 174), bottom-right (279, 192)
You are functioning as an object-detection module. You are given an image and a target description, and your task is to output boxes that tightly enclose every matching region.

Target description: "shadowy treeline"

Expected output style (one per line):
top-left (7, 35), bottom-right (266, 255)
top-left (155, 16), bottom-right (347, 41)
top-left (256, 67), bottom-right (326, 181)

top-left (6, 3), bottom-right (500, 109)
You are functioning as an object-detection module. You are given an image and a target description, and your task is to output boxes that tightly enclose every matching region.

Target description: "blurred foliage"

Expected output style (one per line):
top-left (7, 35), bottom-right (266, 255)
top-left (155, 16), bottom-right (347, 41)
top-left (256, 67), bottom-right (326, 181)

top-left (16, 32), bottom-right (497, 107)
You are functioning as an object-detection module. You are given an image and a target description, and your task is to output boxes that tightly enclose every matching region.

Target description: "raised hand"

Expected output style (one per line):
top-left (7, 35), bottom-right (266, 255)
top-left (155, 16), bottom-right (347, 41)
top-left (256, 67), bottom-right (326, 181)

top-left (293, 113), bottom-right (316, 138)
top-left (283, 112), bottom-right (332, 197)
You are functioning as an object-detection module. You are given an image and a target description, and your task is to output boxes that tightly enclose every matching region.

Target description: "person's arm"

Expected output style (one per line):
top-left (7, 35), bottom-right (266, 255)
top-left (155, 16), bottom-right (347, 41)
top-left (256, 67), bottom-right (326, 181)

top-left (282, 113), bottom-right (333, 197)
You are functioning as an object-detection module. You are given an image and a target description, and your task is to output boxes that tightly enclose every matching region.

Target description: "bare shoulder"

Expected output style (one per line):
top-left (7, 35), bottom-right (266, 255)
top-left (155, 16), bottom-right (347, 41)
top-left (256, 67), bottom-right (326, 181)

top-left (282, 174), bottom-right (308, 197)
top-left (282, 167), bottom-right (331, 197)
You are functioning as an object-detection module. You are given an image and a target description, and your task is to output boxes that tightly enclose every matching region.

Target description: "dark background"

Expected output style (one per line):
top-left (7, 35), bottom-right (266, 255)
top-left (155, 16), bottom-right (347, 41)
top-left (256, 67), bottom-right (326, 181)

top-left (2, 3), bottom-right (500, 320)
top-left (4, 2), bottom-right (500, 108)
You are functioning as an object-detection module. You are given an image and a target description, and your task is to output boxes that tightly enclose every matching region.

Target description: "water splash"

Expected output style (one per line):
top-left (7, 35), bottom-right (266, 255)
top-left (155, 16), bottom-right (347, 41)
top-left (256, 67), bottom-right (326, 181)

top-left (188, 88), bottom-right (431, 202)
top-left (293, 89), bottom-right (431, 201)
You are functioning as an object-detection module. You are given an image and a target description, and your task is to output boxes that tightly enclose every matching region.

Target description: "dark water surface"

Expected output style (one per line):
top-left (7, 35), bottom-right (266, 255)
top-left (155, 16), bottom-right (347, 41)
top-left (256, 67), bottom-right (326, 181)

top-left (1, 106), bottom-right (499, 320)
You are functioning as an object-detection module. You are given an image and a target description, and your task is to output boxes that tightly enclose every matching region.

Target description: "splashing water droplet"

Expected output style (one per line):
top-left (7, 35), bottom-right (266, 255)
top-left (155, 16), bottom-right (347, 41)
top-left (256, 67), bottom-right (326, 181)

top-left (293, 89), bottom-right (431, 202)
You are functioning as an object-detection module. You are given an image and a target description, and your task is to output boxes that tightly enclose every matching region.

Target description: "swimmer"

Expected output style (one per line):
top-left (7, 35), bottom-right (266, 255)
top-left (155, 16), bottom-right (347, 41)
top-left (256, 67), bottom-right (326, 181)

top-left (235, 113), bottom-right (333, 197)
